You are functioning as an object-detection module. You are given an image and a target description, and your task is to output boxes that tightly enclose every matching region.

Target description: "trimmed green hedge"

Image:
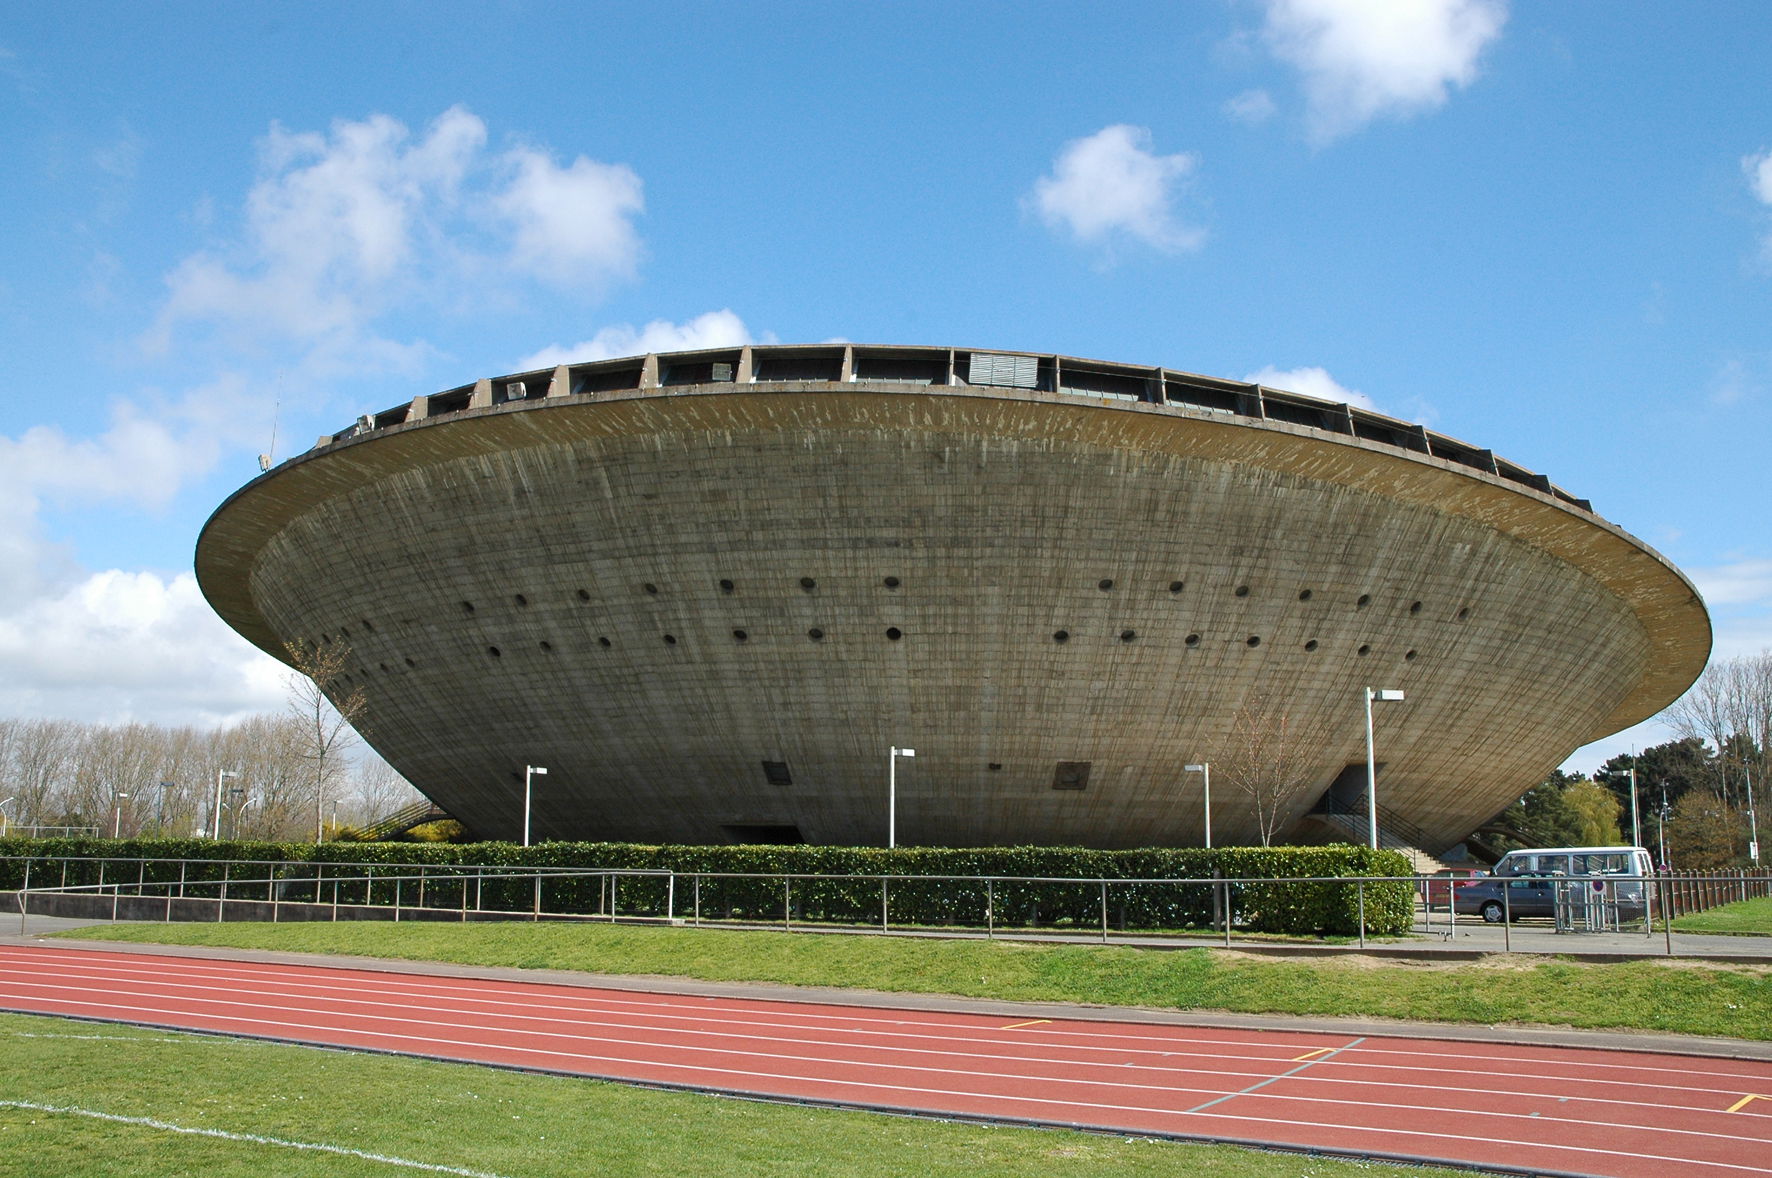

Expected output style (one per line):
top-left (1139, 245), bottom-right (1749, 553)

top-left (0, 838), bottom-right (1414, 936)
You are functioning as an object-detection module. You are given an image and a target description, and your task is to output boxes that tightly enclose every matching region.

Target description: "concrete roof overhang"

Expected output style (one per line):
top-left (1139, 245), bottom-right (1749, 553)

top-left (197, 379), bottom-right (1711, 745)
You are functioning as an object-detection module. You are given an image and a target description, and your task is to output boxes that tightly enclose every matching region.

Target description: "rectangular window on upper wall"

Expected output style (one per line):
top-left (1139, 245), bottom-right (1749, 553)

top-left (1052, 761), bottom-right (1091, 790)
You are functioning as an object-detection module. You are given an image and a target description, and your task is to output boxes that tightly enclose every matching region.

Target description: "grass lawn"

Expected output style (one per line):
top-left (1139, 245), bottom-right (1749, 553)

top-left (64, 920), bottom-right (1772, 1040)
top-left (1675, 895), bottom-right (1772, 936)
top-left (0, 1010), bottom-right (1451, 1178)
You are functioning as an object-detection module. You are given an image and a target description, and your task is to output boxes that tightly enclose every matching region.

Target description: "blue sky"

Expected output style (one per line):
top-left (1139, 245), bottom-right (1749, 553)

top-left (1, 1), bottom-right (1768, 773)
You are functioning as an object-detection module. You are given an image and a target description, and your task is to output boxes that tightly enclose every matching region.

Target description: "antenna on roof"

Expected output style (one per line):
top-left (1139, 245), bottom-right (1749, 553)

top-left (258, 390), bottom-right (281, 473)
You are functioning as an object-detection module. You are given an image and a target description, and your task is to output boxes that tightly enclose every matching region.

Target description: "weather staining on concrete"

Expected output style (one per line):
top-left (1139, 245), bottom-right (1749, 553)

top-left (195, 344), bottom-right (1711, 851)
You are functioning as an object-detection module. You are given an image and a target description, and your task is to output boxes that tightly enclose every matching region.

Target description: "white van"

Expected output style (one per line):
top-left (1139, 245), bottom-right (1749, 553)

top-left (1455, 846), bottom-right (1655, 923)
top-left (1492, 846), bottom-right (1654, 880)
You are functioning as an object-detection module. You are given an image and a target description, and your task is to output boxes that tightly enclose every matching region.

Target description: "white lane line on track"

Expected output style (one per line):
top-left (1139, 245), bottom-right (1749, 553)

top-left (0, 966), bottom-right (1727, 1126)
top-left (1187, 1037), bottom-right (1366, 1114)
top-left (9, 949), bottom-right (1758, 1093)
top-left (15, 945), bottom-right (1766, 1086)
top-left (0, 1099), bottom-right (513, 1177)
top-left (0, 957), bottom-right (1755, 1114)
top-left (5, 1008), bottom-right (1769, 1178)
top-left (5, 985), bottom-right (1770, 1157)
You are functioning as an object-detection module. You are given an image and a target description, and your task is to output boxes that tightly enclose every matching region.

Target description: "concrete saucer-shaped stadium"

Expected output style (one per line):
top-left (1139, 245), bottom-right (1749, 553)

top-left (196, 344), bottom-right (1711, 853)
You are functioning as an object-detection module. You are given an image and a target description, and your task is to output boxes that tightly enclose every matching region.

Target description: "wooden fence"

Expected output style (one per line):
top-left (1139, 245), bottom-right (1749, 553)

top-left (1658, 868), bottom-right (1772, 918)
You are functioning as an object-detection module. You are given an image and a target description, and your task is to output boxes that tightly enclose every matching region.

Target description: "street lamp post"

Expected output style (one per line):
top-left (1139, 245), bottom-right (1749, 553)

top-left (1745, 763), bottom-right (1761, 865)
top-left (1183, 763), bottom-right (1212, 848)
top-left (230, 792), bottom-right (250, 841)
top-left (523, 765), bottom-right (547, 847)
top-left (1656, 785), bottom-right (1671, 869)
top-left (211, 769), bottom-right (239, 839)
top-left (155, 782), bottom-right (175, 836)
top-left (1628, 763), bottom-right (1641, 849)
top-left (888, 747), bottom-right (915, 848)
top-left (112, 792), bottom-right (130, 839)
top-left (1363, 688), bottom-right (1405, 849)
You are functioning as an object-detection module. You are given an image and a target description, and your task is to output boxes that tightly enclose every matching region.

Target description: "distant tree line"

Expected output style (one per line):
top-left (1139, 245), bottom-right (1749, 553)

top-left (1471, 652), bottom-right (1772, 870)
top-left (0, 715), bottom-right (421, 842)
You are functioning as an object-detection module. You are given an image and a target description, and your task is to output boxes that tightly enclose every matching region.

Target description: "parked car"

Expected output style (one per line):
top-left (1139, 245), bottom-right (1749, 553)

top-left (1453, 846), bottom-right (1654, 923)
top-left (1419, 867), bottom-right (1486, 910)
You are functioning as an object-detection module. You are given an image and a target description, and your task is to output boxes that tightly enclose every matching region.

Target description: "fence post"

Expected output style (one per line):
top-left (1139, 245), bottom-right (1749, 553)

top-left (17, 860), bottom-right (28, 936)
top-left (667, 873), bottom-right (676, 922)
top-left (532, 873), bottom-right (542, 922)
top-left (986, 878), bottom-right (994, 939)
top-left (461, 870), bottom-right (469, 922)
top-left (1357, 879), bottom-right (1366, 949)
top-left (1099, 881), bottom-right (1109, 943)
top-left (395, 877), bottom-right (402, 922)
top-left (178, 861), bottom-right (186, 900)
top-left (1223, 878), bottom-right (1233, 947)
top-left (271, 864), bottom-right (279, 923)
top-left (881, 878), bottom-right (889, 932)
top-left (1663, 873), bottom-right (1674, 956)
top-left (784, 879), bottom-right (792, 931)
top-left (332, 877), bottom-right (339, 922)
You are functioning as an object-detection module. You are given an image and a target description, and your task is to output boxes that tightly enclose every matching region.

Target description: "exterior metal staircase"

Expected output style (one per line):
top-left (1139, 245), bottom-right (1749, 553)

top-left (1302, 796), bottom-right (1453, 874)
top-left (352, 800), bottom-right (451, 842)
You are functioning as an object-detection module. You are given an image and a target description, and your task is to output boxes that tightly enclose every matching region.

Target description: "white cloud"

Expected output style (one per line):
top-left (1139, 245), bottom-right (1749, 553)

top-left (1225, 88), bottom-right (1278, 125)
top-left (1743, 149), bottom-right (1772, 259)
top-left (0, 570), bottom-right (283, 726)
top-left (1244, 364), bottom-right (1377, 411)
top-left (0, 374), bottom-right (274, 722)
top-left (147, 106), bottom-right (646, 366)
top-left (519, 310), bottom-right (755, 371)
top-left (1260, 0), bottom-right (1507, 144)
top-left (1690, 559), bottom-right (1772, 608)
top-left (1746, 149), bottom-right (1772, 205)
top-left (496, 147), bottom-right (643, 289)
top-left (0, 376), bottom-right (263, 601)
top-left (1027, 125), bottom-right (1204, 255)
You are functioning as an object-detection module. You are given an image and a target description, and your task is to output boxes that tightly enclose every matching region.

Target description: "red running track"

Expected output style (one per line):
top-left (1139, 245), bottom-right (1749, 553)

top-left (0, 943), bottom-right (1769, 1177)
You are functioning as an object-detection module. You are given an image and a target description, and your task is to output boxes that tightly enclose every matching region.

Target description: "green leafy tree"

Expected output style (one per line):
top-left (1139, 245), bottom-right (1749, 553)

top-left (1594, 738), bottom-right (1712, 823)
top-left (1563, 777), bottom-right (1624, 846)
top-left (1665, 790), bottom-right (1742, 869)
top-left (1480, 770), bottom-right (1586, 853)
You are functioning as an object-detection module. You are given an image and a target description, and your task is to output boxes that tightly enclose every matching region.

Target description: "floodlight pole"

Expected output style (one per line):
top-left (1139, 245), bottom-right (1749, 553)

top-left (211, 770), bottom-right (239, 839)
top-left (1364, 688), bottom-right (1405, 850)
top-left (523, 765), bottom-right (547, 848)
top-left (1629, 763), bottom-right (1641, 850)
top-left (112, 792), bottom-right (129, 839)
top-left (1184, 763), bottom-right (1212, 848)
top-left (889, 747), bottom-right (915, 848)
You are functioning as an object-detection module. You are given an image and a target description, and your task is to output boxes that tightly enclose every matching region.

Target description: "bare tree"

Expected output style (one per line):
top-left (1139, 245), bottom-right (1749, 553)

top-left (11, 720), bottom-right (77, 831)
top-left (1664, 651), bottom-right (1772, 825)
top-left (1219, 698), bottom-right (1325, 846)
top-left (285, 639), bottom-right (369, 843)
top-left (348, 751), bottom-right (424, 831)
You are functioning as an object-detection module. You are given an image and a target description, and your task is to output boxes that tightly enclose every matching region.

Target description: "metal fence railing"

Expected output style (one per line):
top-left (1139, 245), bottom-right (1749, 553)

top-left (5, 853), bottom-right (1769, 954)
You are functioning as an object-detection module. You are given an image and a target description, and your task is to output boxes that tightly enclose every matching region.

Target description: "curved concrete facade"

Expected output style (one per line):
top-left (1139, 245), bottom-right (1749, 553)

top-left (196, 345), bottom-right (1711, 850)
